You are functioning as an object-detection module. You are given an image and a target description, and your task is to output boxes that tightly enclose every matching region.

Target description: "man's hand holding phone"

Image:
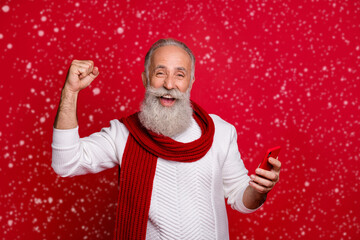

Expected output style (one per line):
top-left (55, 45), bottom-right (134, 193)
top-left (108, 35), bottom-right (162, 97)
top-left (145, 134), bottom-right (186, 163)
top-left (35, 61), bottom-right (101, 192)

top-left (249, 147), bottom-right (282, 194)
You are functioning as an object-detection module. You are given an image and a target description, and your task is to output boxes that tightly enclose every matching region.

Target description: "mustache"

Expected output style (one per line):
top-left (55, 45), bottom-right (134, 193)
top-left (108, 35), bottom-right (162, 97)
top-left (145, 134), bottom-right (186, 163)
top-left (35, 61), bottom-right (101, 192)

top-left (146, 87), bottom-right (187, 100)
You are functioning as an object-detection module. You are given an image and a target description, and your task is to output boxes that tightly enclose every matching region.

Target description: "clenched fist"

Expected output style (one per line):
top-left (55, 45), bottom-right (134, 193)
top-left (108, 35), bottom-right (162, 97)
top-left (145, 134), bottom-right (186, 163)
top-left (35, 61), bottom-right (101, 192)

top-left (64, 60), bottom-right (99, 93)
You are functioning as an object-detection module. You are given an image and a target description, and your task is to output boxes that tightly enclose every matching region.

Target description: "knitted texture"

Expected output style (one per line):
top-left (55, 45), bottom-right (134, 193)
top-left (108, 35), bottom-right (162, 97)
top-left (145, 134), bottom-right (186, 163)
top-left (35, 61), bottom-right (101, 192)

top-left (114, 101), bottom-right (215, 240)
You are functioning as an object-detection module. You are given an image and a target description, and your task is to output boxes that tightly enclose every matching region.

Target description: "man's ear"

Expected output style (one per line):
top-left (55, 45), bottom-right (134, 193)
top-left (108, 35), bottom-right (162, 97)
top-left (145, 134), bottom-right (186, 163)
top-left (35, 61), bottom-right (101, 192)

top-left (189, 76), bottom-right (195, 89)
top-left (141, 72), bottom-right (147, 88)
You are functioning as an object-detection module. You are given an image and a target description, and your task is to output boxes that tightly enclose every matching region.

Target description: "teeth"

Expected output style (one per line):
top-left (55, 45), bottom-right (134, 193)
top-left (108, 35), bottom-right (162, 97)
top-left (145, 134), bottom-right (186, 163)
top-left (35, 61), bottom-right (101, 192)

top-left (162, 95), bottom-right (173, 99)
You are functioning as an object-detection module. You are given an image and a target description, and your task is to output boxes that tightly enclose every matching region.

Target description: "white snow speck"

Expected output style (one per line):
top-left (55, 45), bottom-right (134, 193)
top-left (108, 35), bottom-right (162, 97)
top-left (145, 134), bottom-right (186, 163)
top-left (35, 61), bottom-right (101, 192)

top-left (8, 220), bottom-right (13, 226)
top-left (7, 43), bottom-right (13, 49)
top-left (38, 30), bottom-right (44, 37)
top-left (2, 5), bottom-right (10, 13)
top-left (92, 88), bottom-right (100, 95)
top-left (117, 27), bottom-right (124, 34)
top-left (41, 16), bottom-right (47, 22)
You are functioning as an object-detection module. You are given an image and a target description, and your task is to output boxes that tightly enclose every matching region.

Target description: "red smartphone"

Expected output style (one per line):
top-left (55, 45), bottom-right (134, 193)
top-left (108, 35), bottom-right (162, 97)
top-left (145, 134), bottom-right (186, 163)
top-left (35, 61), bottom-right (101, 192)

top-left (258, 146), bottom-right (281, 171)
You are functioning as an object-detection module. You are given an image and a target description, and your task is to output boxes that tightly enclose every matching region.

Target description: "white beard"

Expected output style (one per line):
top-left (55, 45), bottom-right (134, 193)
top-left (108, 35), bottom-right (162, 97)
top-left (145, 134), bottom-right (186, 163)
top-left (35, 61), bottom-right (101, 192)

top-left (138, 87), bottom-right (193, 138)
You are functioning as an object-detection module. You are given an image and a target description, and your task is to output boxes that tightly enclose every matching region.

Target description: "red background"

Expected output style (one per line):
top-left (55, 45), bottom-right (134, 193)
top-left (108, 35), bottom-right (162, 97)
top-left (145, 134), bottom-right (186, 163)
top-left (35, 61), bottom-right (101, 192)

top-left (1, 0), bottom-right (360, 239)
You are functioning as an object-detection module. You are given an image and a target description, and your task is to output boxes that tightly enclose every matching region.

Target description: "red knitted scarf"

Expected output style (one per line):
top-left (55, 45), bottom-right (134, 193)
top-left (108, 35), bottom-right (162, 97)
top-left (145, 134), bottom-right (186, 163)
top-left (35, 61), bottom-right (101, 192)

top-left (114, 101), bottom-right (215, 240)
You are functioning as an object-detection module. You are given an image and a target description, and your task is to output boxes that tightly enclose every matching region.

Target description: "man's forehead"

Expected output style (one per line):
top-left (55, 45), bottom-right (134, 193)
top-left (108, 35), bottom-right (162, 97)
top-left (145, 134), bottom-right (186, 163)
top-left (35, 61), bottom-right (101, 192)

top-left (151, 45), bottom-right (191, 64)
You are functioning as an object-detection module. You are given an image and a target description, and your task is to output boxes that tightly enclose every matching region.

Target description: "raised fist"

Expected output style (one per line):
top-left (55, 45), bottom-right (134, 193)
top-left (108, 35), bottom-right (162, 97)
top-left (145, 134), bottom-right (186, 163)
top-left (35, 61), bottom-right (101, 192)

top-left (64, 60), bottom-right (99, 93)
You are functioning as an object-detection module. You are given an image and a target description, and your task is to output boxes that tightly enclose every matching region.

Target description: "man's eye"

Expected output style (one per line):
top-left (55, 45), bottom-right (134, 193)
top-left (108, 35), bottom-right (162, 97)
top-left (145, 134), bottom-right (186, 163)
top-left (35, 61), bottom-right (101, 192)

top-left (177, 74), bottom-right (184, 77)
top-left (156, 72), bottom-right (164, 76)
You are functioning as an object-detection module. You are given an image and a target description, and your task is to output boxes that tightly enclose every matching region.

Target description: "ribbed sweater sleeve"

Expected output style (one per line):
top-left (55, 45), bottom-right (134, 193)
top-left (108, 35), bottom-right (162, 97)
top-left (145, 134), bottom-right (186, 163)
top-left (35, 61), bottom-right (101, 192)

top-left (51, 120), bottom-right (129, 177)
top-left (219, 120), bottom-right (262, 214)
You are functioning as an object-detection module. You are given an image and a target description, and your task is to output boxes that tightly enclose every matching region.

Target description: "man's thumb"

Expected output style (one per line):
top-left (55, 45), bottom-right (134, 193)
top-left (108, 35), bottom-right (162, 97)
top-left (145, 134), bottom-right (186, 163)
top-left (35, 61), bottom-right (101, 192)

top-left (81, 69), bottom-right (99, 89)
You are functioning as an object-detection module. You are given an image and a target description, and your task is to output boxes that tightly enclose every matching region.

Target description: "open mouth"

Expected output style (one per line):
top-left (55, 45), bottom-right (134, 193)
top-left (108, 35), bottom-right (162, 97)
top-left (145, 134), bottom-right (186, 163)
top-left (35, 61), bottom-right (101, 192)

top-left (159, 94), bottom-right (176, 107)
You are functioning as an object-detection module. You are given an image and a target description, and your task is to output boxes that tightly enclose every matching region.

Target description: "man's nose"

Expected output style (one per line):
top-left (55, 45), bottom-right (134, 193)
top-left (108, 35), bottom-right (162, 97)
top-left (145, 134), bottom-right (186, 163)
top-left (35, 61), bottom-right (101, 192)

top-left (163, 75), bottom-right (175, 90)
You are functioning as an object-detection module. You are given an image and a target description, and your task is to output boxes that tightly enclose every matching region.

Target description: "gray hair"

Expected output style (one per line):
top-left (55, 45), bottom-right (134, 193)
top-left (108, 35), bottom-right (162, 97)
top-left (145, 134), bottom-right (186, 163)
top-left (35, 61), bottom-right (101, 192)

top-left (144, 38), bottom-right (196, 81)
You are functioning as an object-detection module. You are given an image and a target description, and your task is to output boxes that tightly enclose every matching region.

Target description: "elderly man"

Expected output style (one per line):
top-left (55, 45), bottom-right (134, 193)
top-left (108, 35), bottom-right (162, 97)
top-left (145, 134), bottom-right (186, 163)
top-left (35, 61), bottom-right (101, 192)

top-left (52, 38), bottom-right (281, 239)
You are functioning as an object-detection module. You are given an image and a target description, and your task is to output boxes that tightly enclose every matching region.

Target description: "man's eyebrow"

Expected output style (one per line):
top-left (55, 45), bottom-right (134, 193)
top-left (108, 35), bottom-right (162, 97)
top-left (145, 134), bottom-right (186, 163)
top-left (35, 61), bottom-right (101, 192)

top-left (176, 67), bottom-right (187, 72)
top-left (154, 65), bottom-right (187, 73)
top-left (154, 65), bottom-right (166, 70)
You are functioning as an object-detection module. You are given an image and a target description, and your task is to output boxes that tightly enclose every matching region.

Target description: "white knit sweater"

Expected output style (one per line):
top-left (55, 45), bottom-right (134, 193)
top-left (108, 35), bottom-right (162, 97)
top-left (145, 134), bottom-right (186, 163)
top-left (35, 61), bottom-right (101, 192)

top-left (52, 114), bottom-right (260, 239)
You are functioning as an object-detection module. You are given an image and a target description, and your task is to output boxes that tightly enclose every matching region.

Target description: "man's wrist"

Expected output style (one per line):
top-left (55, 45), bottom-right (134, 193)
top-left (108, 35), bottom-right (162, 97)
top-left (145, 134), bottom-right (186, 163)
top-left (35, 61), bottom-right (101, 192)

top-left (243, 185), bottom-right (267, 209)
top-left (62, 85), bottom-right (79, 98)
top-left (60, 86), bottom-right (79, 108)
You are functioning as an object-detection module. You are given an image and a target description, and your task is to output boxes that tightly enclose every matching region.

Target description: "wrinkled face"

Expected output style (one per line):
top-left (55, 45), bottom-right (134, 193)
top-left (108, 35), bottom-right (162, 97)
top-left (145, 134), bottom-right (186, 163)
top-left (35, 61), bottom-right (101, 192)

top-left (142, 45), bottom-right (193, 107)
